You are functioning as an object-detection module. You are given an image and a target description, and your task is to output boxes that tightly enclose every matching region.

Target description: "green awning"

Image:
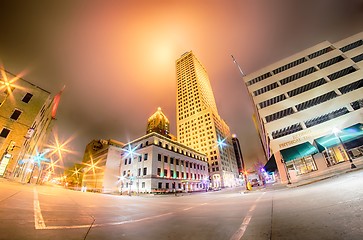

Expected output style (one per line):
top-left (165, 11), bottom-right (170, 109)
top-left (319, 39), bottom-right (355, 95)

top-left (314, 123), bottom-right (363, 152)
top-left (281, 142), bottom-right (318, 162)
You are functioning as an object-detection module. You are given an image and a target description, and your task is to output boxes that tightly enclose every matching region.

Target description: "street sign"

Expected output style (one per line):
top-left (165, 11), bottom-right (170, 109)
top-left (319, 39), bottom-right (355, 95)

top-left (0, 153), bottom-right (11, 176)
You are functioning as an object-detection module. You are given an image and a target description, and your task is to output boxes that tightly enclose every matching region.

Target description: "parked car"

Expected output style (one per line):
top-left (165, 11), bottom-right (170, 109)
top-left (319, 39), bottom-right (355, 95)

top-left (250, 179), bottom-right (260, 187)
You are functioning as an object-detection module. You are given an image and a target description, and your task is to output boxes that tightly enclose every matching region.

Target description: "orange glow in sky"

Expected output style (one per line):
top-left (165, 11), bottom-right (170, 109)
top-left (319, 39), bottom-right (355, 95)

top-left (1, 1), bottom-right (362, 168)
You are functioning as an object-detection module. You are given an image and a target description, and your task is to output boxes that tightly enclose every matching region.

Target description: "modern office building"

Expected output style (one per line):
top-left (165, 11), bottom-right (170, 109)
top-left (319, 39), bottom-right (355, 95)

top-left (243, 32), bottom-right (363, 183)
top-left (0, 68), bottom-right (53, 181)
top-left (231, 134), bottom-right (245, 174)
top-left (82, 139), bottom-right (124, 193)
top-left (119, 108), bottom-right (209, 194)
top-left (176, 51), bottom-right (239, 188)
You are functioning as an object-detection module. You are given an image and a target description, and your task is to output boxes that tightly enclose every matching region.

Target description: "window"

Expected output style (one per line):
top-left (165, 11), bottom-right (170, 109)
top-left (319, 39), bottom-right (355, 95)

top-left (128, 158), bottom-right (131, 164)
top-left (305, 107), bottom-right (349, 128)
top-left (339, 40), bottom-right (363, 52)
top-left (166, 183), bottom-right (169, 189)
top-left (123, 170), bottom-right (126, 176)
top-left (272, 123), bottom-right (303, 139)
top-left (22, 93), bottom-right (33, 103)
top-left (308, 46), bottom-right (332, 59)
top-left (144, 153), bottom-right (148, 160)
top-left (254, 82), bottom-right (279, 96)
top-left (287, 78), bottom-right (327, 97)
top-left (247, 72), bottom-right (272, 86)
top-left (138, 156), bottom-right (142, 162)
top-left (142, 182), bottom-right (145, 188)
top-left (138, 168), bottom-right (141, 176)
top-left (157, 168), bottom-right (161, 176)
top-left (171, 170), bottom-right (174, 178)
top-left (3, 86), bottom-right (15, 93)
top-left (272, 57), bottom-right (306, 75)
top-left (280, 67), bottom-right (316, 85)
top-left (143, 167), bottom-right (147, 175)
top-left (10, 110), bottom-right (22, 120)
top-left (164, 156), bottom-right (168, 163)
top-left (158, 182), bottom-right (162, 189)
top-left (124, 159), bottom-right (127, 165)
top-left (265, 107), bottom-right (294, 123)
top-left (158, 154), bottom-right (161, 161)
top-left (176, 159), bottom-right (179, 165)
top-left (164, 169), bottom-right (167, 176)
top-left (170, 157), bottom-right (174, 164)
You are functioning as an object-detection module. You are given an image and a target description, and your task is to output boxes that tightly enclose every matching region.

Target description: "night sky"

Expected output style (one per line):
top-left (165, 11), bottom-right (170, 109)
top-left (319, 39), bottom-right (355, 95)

top-left (1, 0), bottom-right (363, 170)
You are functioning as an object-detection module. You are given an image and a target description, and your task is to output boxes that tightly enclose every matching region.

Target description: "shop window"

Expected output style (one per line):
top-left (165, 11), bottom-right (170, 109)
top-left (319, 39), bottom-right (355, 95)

top-left (285, 156), bottom-right (317, 175)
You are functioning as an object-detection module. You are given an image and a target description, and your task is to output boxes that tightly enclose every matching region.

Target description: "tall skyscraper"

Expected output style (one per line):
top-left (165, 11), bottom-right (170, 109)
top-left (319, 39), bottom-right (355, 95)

top-left (176, 51), bottom-right (238, 188)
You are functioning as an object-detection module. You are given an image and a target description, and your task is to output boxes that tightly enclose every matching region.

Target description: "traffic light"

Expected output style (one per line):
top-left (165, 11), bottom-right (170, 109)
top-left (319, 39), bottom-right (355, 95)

top-left (7, 141), bottom-right (16, 152)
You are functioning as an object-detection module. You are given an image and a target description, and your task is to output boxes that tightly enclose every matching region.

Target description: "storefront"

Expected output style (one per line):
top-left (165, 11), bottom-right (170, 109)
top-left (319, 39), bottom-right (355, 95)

top-left (314, 123), bottom-right (363, 166)
top-left (280, 142), bottom-right (319, 175)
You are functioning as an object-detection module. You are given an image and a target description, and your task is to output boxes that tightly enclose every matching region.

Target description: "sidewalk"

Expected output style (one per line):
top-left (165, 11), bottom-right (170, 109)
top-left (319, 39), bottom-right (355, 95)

top-left (287, 156), bottom-right (363, 188)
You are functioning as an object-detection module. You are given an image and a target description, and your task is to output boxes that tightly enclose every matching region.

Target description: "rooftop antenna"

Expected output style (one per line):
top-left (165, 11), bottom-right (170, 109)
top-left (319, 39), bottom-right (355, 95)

top-left (231, 55), bottom-right (245, 77)
top-left (230, 54), bottom-right (270, 163)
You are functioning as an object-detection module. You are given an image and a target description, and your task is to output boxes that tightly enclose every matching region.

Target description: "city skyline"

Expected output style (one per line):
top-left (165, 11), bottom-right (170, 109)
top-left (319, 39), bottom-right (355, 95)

top-left (1, 1), bottom-right (363, 170)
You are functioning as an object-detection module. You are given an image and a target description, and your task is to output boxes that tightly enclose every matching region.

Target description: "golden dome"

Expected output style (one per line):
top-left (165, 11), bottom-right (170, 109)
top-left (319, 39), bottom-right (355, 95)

top-left (146, 107), bottom-right (170, 136)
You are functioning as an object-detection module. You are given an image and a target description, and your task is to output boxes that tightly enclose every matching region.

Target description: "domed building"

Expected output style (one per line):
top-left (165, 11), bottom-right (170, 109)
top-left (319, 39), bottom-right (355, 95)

top-left (146, 107), bottom-right (170, 138)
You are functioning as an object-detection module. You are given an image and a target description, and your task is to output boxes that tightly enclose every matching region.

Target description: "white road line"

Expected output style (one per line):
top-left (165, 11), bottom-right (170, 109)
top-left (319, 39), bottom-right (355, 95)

top-left (33, 192), bottom-right (206, 230)
top-left (230, 193), bottom-right (265, 240)
top-left (33, 188), bottom-right (46, 230)
top-left (183, 207), bottom-right (193, 211)
top-left (44, 212), bottom-right (173, 230)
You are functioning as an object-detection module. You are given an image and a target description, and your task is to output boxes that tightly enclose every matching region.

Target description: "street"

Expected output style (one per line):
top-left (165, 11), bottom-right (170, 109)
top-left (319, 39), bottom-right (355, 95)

top-left (1, 169), bottom-right (362, 240)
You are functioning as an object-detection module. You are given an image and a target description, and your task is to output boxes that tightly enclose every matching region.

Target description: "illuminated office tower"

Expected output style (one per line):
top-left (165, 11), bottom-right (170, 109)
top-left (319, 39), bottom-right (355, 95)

top-left (176, 51), bottom-right (238, 188)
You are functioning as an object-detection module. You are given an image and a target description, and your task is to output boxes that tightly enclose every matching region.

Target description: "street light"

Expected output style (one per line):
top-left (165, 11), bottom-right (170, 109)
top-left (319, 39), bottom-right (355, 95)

top-left (27, 148), bottom-right (51, 183)
top-left (83, 156), bottom-right (102, 192)
top-left (120, 144), bottom-right (141, 195)
top-left (332, 127), bottom-right (356, 169)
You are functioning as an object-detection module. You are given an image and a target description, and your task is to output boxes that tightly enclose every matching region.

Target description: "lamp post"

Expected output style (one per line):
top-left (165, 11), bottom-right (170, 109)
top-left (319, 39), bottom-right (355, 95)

top-left (281, 158), bottom-right (291, 184)
top-left (332, 128), bottom-right (356, 169)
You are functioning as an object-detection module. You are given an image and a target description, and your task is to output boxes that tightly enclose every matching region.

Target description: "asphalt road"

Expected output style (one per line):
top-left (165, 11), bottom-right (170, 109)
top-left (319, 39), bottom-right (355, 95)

top-left (0, 169), bottom-right (362, 240)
